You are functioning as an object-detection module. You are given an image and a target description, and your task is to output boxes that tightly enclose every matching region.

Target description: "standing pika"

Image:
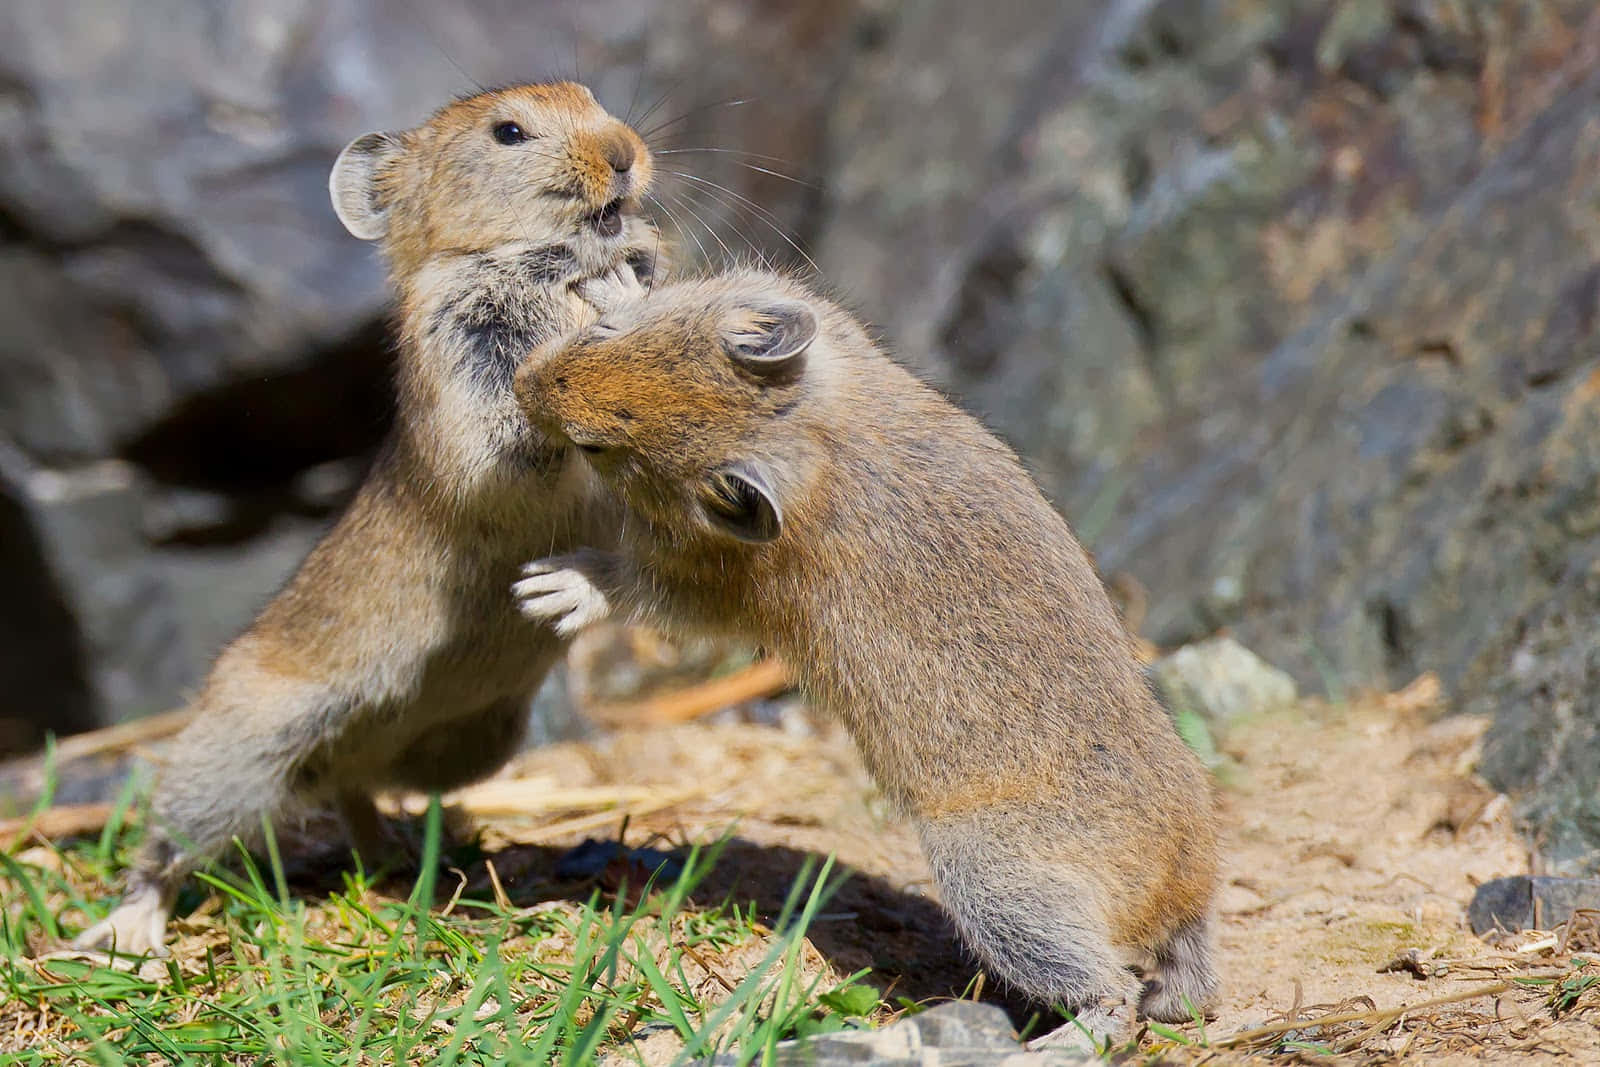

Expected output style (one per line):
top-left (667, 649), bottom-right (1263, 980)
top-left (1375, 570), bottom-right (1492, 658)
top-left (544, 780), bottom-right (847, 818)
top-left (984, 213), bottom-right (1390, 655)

top-left (510, 270), bottom-right (1220, 1041)
top-left (78, 83), bottom-right (663, 956)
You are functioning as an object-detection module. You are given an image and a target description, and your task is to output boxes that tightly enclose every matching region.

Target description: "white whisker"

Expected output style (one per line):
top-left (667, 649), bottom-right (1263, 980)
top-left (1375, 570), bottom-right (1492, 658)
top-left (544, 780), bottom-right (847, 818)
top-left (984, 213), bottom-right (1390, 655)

top-left (663, 170), bottom-right (818, 275)
top-left (647, 191), bottom-right (713, 271)
top-left (652, 148), bottom-right (817, 188)
top-left (670, 185), bottom-right (770, 269)
top-left (638, 98), bottom-right (753, 143)
top-left (664, 189), bottom-right (736, 270)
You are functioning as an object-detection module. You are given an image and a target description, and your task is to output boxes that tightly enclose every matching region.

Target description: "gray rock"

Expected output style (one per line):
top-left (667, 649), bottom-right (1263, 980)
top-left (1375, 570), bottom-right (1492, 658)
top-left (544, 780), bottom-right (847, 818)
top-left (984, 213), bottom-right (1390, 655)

top-left (19, 459), bottom-right (187, 723)
top-left (1, 445), bottom-right (332, 734)
top-left (708, 1002), bottom-right (1096, 1066)
top-left (1151, 637), bottom-right (1299, 732)
top-left (1467, 875), bottom-right (1600, 936)
top-left (0, 460), bottom-right (95, 755)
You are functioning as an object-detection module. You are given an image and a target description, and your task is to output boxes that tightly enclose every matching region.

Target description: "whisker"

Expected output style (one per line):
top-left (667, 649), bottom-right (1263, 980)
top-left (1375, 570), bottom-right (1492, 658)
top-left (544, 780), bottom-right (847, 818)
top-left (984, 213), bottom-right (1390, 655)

top-left (624, 65), bottom-right (647, 127)
top-left (637, 97), bottom-right (754, 143)
top-left (397, 0), bottom-right (487, 97)
top-left (664, 189), bottom-right (736, 270)
top-left (652, 146), bottom-right (799, 165)
top-left (647, 191), bottom-right (713, 272)
top-left (724, 160), bottom-right (818, 188)
top-left (647, 226), bottom-right (662, 297)
top-left (670, 185), bottom-right (769, 269)
top-left (652, 148), bottom-right (817, 188)
top-left (663, 170), bottom-right (818, 274)
top-left (632, 77), bottom-right (685, 130)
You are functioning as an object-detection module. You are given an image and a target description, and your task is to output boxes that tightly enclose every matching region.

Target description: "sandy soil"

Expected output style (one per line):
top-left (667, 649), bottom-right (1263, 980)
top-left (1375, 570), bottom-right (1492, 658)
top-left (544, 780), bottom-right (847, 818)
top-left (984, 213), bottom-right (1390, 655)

top-left (471, 692), bottom-right (1600, 1062)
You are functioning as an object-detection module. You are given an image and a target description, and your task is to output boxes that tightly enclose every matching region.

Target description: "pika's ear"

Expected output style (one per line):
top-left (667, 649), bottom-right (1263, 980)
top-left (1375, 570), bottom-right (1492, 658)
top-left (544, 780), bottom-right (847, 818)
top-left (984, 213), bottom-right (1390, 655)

top-left (701, 461), bottom-right (782, 543)
top-left (722, 299), bottom-right (817, 378)
top-left (329, 132), bottom-right (404, 240)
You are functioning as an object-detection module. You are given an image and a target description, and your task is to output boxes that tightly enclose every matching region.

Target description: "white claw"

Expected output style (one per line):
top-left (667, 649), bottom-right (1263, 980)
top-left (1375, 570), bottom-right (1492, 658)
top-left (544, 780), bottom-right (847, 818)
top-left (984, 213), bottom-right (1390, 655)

top-left (513, 560), bottom-right (611, 636)
top-left (577, 263), bottom-right (646, 313)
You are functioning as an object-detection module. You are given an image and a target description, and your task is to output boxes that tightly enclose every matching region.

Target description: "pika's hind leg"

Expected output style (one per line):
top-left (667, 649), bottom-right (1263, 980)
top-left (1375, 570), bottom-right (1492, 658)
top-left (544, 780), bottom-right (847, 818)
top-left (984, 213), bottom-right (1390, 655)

top-left (76, 685), bottom-right (328, 956)
top-left (1141, 914), bottom-right (1218, 1023)
top-left (386, 695), bottom-right (533, 795)
top-left (347, 695), bottom-right (537, 864)
top-left (918, 816), bottom-right (1141, 1048)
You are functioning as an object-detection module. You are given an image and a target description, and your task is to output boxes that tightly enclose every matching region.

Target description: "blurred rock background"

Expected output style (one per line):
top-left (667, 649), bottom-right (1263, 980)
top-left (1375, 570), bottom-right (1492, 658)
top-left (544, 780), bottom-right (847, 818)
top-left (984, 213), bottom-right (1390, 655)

top-left (3, 0), bottom-right (1599, 870)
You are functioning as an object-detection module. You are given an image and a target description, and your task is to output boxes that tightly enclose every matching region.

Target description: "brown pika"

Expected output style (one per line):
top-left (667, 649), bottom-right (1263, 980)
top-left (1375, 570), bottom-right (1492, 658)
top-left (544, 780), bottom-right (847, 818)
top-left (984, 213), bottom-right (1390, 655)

top-left (510, 270), bottom-right (1220, 1044)
top-left (77, 83), bottom-right (664, 957)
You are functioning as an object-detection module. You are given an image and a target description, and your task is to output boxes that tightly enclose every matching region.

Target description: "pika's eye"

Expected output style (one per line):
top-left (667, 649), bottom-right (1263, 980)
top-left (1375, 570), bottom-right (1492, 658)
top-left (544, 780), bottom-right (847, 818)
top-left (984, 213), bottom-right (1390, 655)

top-left (576, 443), bottom-right (608, 455)
top-left (492, 122), bottom-right (528, 145)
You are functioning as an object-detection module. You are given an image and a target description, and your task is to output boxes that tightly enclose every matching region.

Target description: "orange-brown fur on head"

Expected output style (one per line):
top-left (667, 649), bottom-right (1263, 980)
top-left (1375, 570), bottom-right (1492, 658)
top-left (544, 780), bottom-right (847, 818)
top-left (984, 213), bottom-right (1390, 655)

top-left (515, 273), bottom-right (834, 545)
top-left (331, 82), bottom-right (653, 280)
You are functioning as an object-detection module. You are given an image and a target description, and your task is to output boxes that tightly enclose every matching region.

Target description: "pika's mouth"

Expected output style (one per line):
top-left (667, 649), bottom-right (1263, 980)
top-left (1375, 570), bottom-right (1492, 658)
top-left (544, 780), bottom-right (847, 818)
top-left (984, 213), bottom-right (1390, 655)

top-left (586, 198), bottom-right (624, 238)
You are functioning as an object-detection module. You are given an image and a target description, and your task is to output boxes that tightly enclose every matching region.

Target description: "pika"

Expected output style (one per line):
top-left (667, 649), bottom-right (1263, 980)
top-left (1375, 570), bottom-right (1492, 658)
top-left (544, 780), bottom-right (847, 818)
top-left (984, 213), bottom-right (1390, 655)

top-left (78, 83), bottom-right (662, 956)
top-left (510, 270), bottom-right (1220, 1042)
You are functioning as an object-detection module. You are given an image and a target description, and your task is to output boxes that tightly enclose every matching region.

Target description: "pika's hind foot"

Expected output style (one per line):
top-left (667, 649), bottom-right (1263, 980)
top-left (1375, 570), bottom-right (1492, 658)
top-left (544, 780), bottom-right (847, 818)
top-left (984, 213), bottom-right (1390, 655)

top-left (1141, 915), bottom-right (1218, 1023)
top-left (514, 552), bottom-right (616, 636)
top-left (74, 879), bottom-right (172, 958)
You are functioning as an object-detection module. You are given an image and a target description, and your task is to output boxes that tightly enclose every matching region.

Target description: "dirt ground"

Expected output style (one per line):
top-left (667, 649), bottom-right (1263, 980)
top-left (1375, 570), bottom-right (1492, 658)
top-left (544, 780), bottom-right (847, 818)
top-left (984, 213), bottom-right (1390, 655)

top-left (11, 677), bottom-right (1597, 1062)
top-left (462, 690), bottom-right (1600, 1062)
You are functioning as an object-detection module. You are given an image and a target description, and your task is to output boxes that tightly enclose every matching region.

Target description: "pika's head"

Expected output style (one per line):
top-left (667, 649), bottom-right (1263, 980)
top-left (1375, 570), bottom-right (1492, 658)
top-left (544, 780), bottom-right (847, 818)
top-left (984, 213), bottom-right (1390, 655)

top-left (330, 82), bottom-right (651, 270)
top-left (514, 278), bottom-right (823, 546)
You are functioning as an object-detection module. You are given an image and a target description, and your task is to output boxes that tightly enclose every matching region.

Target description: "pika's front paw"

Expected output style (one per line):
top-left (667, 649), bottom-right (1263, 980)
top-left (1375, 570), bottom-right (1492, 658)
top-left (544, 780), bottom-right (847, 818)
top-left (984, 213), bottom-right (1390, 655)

top-left (576, 263), bottom-right (646, 315)
top-left (514, 554), bottom-right (614, 636)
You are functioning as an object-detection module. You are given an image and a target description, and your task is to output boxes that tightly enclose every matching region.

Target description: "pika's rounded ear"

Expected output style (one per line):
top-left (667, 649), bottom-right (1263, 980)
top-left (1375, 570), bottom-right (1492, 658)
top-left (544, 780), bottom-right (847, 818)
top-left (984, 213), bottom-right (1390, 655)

top-left (701, 461), bottom-right (782, 543)
top-left (329, 132), bottom-right (404, 240)
top-left (722, 299), bottom-right (817, 378)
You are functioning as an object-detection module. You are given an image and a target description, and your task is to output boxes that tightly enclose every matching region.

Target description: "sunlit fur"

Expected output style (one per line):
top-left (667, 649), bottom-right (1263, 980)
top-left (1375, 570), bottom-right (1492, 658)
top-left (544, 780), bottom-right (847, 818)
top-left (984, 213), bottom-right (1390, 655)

top-left (77, 83), bottom-right (666, 957)
top-left (514, 270), bottom-right (1220, 1038)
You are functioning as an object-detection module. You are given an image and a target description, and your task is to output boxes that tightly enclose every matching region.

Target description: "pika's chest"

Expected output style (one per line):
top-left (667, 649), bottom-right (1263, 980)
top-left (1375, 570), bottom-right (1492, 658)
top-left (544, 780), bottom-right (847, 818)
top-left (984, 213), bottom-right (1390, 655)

top-left (421, 246), bottom-right (586, 397)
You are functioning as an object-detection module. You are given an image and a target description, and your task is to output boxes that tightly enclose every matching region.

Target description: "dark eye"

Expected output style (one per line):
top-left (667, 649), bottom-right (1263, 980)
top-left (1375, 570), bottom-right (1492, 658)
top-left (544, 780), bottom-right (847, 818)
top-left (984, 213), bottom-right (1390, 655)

top-left (492, 121), bottom-right (528, 145)
top-left (577, 443), bottom-right (607, 455)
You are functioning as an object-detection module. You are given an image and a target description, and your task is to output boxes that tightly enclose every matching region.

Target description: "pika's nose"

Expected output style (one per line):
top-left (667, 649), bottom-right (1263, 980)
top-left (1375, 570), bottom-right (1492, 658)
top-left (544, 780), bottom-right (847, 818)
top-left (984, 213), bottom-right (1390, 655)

top-left (603, 132), bottom-right (635, 174)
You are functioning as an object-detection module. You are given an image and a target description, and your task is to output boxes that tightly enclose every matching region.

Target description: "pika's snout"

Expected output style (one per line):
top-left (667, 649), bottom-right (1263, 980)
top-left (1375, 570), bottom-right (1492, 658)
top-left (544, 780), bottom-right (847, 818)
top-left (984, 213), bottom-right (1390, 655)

top-left (603, 131), bottom-right (636, 175)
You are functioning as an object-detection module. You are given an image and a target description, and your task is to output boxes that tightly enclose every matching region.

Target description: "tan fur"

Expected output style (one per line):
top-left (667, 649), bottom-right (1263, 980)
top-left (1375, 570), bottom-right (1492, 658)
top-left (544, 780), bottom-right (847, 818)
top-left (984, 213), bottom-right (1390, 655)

top-left (78, 83), bottom-right (665, 957)
top-left (511, 270), bottom-right (1220, 1038)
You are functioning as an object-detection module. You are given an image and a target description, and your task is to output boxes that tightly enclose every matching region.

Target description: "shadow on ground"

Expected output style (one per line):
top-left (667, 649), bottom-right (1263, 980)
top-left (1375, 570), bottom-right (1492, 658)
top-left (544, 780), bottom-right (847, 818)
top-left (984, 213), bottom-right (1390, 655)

top-left (265, 820), bottom-right (1050, 1029)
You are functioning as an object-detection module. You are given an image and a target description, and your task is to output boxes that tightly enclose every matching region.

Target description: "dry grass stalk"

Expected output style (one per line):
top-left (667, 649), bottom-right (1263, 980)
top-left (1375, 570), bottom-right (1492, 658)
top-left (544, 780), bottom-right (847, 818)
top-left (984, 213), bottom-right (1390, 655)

top-left (587, 659), bottom-right (790, 726)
